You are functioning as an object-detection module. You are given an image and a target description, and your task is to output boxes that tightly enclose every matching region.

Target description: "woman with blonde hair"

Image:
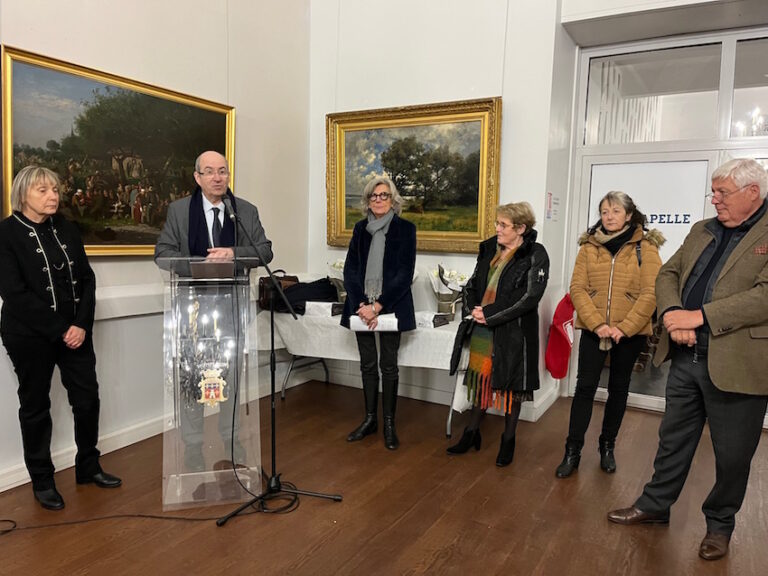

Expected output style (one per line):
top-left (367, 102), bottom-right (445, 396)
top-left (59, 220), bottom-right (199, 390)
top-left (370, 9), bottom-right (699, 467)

top-left (447, 202), bottom-right (549, 466)
top-left (0, 166), bottom-right (121, 510)
top-left (341, 176), bottom-right (417, 450)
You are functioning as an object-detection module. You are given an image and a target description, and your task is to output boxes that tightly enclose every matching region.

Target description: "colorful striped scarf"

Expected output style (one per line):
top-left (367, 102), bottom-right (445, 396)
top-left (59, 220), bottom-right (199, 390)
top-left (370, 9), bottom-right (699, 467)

top-left (465, 245), bottom-right (518, 412)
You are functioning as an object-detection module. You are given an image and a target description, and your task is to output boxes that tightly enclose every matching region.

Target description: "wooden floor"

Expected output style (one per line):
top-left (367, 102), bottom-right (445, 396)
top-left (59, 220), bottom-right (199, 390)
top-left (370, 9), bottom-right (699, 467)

top-left (2, 382), bottom-right (768, 575)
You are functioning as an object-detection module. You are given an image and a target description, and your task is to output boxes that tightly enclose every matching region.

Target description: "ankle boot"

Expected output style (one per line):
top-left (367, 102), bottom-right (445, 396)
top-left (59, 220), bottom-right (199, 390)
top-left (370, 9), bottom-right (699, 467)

top-left (496, 434), bottom-right (516, 467)
top-left (383, 416), bottom-right (399, 450)
top-left (447, 427), bottom-right (482, 454)
top-left (599, 438), bottom-right (616, 473)
top-left (347, 413), bottom-right (377, 442)
top-left (555, 443), bottom-right (581, 478)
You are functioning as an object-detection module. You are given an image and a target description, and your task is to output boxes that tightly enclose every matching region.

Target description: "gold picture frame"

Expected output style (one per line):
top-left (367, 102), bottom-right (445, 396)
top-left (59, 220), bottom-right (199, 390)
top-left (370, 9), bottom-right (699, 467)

top-left (326, 97), bottom-right (501, 253)
top-left (1, 46), bottom-right (235, 256)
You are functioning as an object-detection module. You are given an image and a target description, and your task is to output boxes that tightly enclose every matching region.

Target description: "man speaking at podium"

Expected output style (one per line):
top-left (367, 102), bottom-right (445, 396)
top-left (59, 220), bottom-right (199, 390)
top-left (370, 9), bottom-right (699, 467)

top-left (155, 150), bottom-right (272, 267)
top-left (154, 150), bottom-right (272, 472)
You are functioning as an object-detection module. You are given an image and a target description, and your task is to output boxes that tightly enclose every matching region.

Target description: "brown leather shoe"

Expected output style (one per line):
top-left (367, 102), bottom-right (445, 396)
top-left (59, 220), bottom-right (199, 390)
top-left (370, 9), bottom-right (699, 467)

top-left (607, 505), bottom-right (669, 525)
top-left (699, 531), bottom-right (730, 560)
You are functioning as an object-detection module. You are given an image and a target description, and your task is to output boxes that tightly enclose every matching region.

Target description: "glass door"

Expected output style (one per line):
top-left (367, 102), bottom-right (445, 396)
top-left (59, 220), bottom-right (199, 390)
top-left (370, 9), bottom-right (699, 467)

top-left (568, 155), bottom-right (715, 411)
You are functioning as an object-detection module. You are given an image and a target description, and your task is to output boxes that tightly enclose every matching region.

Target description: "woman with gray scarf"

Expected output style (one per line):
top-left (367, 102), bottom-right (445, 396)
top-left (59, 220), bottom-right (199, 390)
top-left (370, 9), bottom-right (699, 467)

top-left (341, 176), bottom-right (417, 450)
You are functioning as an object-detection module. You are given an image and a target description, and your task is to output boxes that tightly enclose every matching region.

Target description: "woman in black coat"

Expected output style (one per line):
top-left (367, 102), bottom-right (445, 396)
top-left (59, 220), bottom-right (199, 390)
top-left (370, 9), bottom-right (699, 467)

top-left (341, 176), bottom-right (416, 450)
top-left (0, 166), bottom-right (121, 511)
top-left (448, 202), bottom-right (549, 466)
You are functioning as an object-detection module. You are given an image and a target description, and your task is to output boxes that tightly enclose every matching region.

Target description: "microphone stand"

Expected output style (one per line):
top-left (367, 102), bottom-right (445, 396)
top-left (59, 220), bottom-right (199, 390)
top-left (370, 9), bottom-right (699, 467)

top-left (217, 203), bottom-right (342, 527)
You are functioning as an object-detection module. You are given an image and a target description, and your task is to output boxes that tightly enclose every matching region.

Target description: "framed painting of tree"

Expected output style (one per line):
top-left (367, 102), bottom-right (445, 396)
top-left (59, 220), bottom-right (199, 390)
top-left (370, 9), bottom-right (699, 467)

top-left (326, 97), bottom-right (501, 253)
top-left (1, 46), bottom-right (234, 255)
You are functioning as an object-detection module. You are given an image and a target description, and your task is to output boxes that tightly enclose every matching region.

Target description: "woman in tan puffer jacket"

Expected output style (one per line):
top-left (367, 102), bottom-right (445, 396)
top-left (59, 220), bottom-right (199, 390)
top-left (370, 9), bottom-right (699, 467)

top-left (556, 191), bottom-right (664, 478)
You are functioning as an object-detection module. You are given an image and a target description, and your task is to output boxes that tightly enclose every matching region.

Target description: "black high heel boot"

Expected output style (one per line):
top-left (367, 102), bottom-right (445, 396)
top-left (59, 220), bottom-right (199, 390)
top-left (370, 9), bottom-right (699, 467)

top-left (555, 442), bottom-right (581, 478)
top-left (599, 437), bottom-right (616, 473)
top-left (383, 416), bottom-right (399, 450)
top-left (495, 434), bottom-right (516, 467)
top-left (447, 427), bottom-right (482, 454)
top-left (347, 413), bottom-right (377, 442)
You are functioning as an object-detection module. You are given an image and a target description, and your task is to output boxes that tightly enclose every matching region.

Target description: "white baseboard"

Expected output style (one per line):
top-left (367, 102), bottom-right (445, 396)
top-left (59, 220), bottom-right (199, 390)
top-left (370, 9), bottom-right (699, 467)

top-left (0, 416), bottom-right (165, 493)
top-left (308, 365), bottom-right (559, 423)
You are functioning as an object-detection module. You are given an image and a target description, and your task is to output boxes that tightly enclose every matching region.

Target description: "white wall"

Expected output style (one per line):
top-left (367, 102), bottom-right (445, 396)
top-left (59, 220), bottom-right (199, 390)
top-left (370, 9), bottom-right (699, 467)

top-left (307, 0), bottom-right (577, 421)
top-left (0, 0), bottom-right (310, 491)
top-left (542, 2), bottom-right (579, 401)
top-left (3, 0), bottom-right (677, 490)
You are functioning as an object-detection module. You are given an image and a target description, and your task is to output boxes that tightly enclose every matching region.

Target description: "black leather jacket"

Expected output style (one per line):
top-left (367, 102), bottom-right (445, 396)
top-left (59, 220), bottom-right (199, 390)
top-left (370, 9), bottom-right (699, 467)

top-left (450, 231), bottom-right (549, 393)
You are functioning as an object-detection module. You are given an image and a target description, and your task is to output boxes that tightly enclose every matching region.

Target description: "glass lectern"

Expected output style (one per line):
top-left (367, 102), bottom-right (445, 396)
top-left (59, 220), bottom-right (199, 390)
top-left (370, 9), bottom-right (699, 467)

top-left (158, 257), bottom-right (262, 510)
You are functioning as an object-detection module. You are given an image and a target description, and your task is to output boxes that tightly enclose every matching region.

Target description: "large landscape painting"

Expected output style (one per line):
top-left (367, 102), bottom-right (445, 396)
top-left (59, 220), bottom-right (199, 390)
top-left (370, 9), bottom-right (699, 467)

top-left (2, 46), bottom-right (234, 255)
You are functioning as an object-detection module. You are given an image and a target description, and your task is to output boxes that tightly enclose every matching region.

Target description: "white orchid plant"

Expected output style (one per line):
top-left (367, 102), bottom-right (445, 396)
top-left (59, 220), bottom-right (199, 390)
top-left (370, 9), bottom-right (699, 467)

top-left (429, 265), bottom-right (469, 293)
top-left (429, 264), bottom-right (469, 316)
top-left (328, 258), bottom-right (345, 279)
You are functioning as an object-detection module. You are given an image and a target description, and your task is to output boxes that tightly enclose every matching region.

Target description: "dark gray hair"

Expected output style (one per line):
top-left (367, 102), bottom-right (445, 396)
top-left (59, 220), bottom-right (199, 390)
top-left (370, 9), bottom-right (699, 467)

top-left (10, 165), bottom-right (60, 212)
top-left (712, 158), bottom-right (768, 199)
top-left (360, 176), bottom-right (403, 215)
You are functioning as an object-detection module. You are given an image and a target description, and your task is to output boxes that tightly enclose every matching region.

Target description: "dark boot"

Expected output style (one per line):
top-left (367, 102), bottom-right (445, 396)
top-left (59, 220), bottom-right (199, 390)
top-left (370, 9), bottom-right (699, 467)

top-left (599, 437), bottom-right (616, 473)
top-left (382, 378), bottom-right (399, 450)
top-left (347, 377), bottom-right (378, 442)
top-left (555, 442), bottom-right (581, 478)
top-left (447, 427), bottom-right (482, 454)
top-left (383, 416), bottom-right (399, 450)
top-left (347, 413), bottom-right (377, 441)
top-left (495, 434), bottom-right (515, 467)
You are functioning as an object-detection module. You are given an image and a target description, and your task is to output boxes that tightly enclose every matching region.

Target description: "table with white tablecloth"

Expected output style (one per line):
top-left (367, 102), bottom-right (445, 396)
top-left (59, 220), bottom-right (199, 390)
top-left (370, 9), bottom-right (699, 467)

top-left (257, 310), bottom-right (462, 435)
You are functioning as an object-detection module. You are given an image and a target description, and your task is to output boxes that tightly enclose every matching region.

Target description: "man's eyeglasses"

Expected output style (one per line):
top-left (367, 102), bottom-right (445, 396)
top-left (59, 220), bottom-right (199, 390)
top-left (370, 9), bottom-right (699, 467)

top-left (197, 168), bottom-right (230, 178)
top-left (705, 183), bottom-right (751, 201)
top-left (369, 192), bottom-right (392, 201)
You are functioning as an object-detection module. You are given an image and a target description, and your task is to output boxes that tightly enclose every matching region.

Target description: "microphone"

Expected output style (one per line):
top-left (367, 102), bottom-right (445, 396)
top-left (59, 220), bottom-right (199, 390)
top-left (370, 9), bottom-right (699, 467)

top-left (222, 196), bottom-right (237, 221)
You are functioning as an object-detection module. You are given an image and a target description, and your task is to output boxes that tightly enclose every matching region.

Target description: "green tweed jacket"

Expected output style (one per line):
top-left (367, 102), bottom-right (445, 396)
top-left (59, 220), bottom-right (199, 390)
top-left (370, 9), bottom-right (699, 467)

top-left (654, 206), bottom-right (768, 395)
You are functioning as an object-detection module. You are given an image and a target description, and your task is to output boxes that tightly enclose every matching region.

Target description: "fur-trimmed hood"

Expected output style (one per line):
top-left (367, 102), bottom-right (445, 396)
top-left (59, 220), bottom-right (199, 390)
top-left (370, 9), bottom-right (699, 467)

top-left (578, 226), bottom-right (666, 247)
top-left (570, 224), bottom-right (664, 338)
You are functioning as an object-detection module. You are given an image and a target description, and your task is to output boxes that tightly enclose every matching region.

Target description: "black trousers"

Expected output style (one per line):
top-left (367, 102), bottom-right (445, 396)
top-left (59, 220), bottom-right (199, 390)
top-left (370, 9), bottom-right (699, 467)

top-left (2, 333), bottom-right (101, 490)
top-left (355, 331), bottom-right (401, 417)
top-left (635, 348), bottom-right (768, 536)
top-left (566, 331), bottom-right (646, 448)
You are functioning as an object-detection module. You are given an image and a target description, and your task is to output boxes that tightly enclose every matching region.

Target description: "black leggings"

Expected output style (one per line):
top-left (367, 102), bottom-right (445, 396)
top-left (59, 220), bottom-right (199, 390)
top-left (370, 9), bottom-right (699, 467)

top-left (566, 330), bottom-right (646, 448)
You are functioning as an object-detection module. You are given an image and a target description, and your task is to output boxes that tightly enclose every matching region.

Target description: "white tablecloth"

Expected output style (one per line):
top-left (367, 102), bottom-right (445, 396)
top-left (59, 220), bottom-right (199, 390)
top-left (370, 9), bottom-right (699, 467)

top-left (262, 311), bottom-right (458, 370)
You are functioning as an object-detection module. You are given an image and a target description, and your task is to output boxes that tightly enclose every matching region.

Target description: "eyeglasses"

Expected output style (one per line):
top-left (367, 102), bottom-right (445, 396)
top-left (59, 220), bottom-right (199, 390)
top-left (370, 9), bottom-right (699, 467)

top-left (197, 168), bottom-right (230, 178)
top-left (705, 184), bottom-right (751, 201)
top-left (369, 192), bottom-right (392, 201)
top-left (495, 220), bottom-right (515, 230)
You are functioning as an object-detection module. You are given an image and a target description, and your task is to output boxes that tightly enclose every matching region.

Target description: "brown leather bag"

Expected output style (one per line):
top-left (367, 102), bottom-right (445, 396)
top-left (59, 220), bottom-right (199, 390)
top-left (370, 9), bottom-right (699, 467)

top-left (258, 270), bottom-right (299, 310)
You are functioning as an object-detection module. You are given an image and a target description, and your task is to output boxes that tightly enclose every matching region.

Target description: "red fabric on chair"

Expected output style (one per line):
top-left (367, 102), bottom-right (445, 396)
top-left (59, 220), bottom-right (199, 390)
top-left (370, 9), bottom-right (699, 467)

top-left (545, 293), bottom-right (575, 379)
